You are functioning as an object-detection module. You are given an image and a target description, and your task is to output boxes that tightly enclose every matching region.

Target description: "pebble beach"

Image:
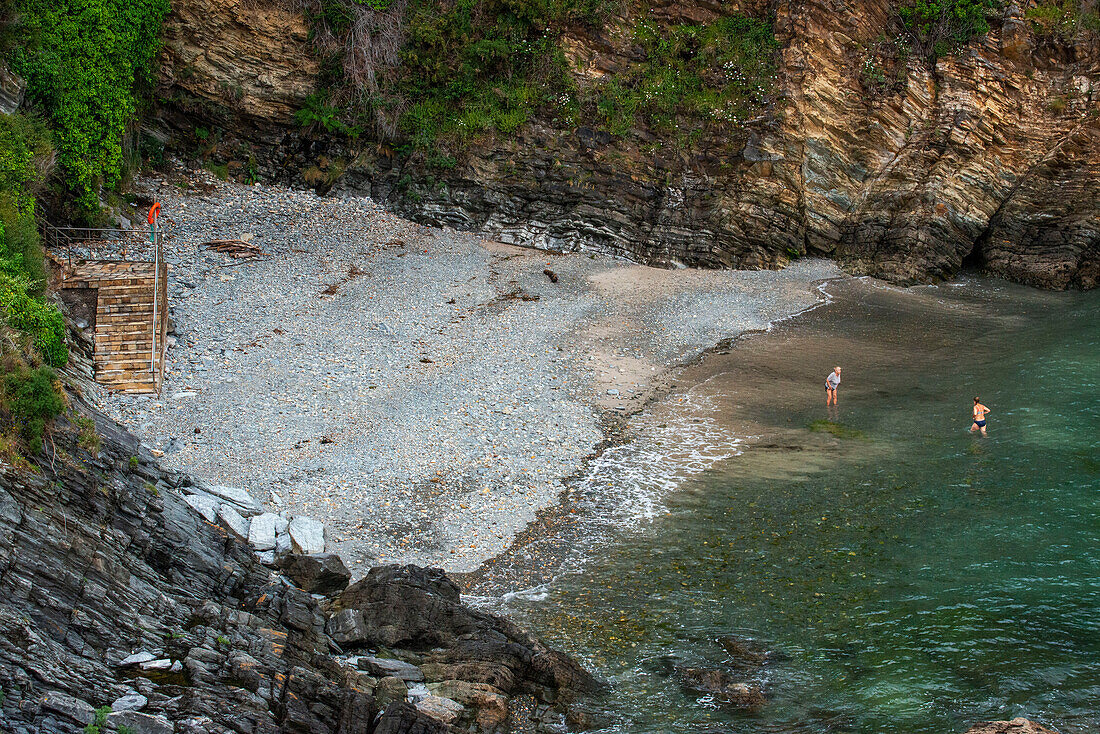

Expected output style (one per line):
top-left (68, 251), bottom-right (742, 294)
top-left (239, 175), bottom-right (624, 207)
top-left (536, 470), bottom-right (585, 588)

top-left (94, 169), bottom-right (842, 575)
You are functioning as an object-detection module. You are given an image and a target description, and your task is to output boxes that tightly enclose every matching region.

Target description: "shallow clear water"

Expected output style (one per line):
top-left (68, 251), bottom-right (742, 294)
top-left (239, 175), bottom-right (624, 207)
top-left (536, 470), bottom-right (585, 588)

top-left (482, 277), bottom-right (1100, 733)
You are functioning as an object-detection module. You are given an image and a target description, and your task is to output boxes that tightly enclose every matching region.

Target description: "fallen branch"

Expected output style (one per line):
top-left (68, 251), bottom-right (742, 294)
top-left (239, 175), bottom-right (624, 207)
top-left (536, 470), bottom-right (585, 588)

top-left (200, 240), bottom-right (266, 259)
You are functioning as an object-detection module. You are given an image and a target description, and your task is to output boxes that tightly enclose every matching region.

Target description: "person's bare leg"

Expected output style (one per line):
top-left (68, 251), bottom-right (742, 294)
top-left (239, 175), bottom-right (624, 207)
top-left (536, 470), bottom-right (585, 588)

top-left (970, 422), bottom-right (978, 433)
top-left (980, 425), bottom-right (987, 437)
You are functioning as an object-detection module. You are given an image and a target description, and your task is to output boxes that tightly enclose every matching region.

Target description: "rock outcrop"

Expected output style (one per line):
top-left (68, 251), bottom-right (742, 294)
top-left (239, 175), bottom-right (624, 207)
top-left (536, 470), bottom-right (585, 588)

top-left (0, 399), bottom-right (595, 733)
top-left (151, 0), bottom-right (1100, 289)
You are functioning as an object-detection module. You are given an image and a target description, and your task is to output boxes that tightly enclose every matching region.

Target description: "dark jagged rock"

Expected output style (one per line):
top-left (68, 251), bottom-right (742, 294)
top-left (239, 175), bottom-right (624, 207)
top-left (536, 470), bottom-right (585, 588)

top-left (0, 398), bottom-right (596, 733)
top-left (328, 565), bottom-right (602, 701)
top-left (277, 552), bottom-right (352, 596)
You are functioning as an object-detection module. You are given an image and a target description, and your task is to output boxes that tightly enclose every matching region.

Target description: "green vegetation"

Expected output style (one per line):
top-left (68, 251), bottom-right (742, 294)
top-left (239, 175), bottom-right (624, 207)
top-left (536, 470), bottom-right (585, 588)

top-left (2, 363), bottom-right (65, 454)
top-left (1026, 0), bottom-right (1100, 40)
top-left (82, 705), bottom-right (112, 734)
top-left (299, 0), bottom-right (778, 156)
top-left (0, 112), bottom-right (51, 288)
top-left (900, 0), bottom-right (1000, 58)
top-left (0, 112), bottom-right (68, 463)
top-left (0, 112), bottom-right (66, 366)
top-left (595, 16), bottom-right (778, 137)
top-left (76, 415), bottom-right (100, 454)
top-left (0, 272), bottom-right (67, 366)
top-left (808, 420), bottom-right (866, 439)
top-left (129, 455), bottom-right (139, 469)
top-left (6, 0), bottom-right (171, 219)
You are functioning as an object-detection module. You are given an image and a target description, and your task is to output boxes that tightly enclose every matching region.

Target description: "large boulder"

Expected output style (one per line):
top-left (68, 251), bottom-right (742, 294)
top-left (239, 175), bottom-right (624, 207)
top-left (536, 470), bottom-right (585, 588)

top-left (329, 565), bottom-right (601, 700)
top-left (247, 512), bottom-right (279, 551)
top-left (277, 552), bottom-right (351, 595)
top-left (288, 516), bottom-right (326, 554)
top-left (191, 481), bottom-right (265, 516)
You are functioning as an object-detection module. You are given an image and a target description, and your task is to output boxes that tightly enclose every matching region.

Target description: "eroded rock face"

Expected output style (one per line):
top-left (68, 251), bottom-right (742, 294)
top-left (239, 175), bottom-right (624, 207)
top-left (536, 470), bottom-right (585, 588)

top-left (0, 401), bottom-right (593, 733)
top-left (157, 0), bottom-right (319, 127)
top-left (153, 0), bottom-right (1100, 289)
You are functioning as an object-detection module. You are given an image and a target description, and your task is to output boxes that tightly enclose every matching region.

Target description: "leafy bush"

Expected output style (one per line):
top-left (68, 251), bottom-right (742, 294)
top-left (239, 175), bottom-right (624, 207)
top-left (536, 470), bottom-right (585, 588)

top-left (0, 273), bottom-right (68, 367)
top-left (900, 0), bottom-right (1000, 58)
top-left (7, 0), bottom-right (171, 220)
top-left (2, 363), bottom-right (65, 454)
top-left (0, 113), bottom-right (53, 289)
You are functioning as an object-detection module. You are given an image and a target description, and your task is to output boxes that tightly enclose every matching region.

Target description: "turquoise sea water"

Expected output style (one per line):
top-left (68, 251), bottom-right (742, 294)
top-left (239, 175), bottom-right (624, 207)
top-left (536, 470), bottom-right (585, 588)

top-left (480, 277), bottom-right (1100, 733)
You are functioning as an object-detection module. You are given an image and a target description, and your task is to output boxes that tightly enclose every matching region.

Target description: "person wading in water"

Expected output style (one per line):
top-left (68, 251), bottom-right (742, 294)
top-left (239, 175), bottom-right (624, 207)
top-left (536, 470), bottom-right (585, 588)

top-left (824, 366), bottom-right (841, 407)
top-left (970, 397), bottom-right (990, 436)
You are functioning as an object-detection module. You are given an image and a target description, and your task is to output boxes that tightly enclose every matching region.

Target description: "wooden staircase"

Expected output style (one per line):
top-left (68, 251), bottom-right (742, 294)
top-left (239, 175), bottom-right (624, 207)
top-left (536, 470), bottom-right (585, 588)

top-left (59, 260), bottom-right (168, 393)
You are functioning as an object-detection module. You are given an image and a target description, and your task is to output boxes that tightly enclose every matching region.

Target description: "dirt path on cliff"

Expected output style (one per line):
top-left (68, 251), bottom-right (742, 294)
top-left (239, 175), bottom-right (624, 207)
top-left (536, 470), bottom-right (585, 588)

top-left (93, 168), bottom-right (842, 577)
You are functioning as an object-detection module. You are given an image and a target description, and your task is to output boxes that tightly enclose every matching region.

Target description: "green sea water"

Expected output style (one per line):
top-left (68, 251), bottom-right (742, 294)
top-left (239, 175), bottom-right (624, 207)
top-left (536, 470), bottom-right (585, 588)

top-left (480, 276), bottom-right (1100, 733)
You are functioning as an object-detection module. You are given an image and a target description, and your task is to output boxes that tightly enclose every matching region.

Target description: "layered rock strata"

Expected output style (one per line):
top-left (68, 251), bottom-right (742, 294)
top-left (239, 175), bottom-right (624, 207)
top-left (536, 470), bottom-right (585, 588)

top-left (152, 0), bottom-right (1100, 289)
top-left (0, 400), bottom-right (596, 733)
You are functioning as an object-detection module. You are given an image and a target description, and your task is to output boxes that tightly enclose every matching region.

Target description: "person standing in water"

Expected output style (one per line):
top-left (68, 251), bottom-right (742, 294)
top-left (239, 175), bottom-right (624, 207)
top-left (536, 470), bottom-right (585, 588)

top-left (970, 397), bottom-right (990, 436)
top-left (824, 366), bottom-right (841, 406)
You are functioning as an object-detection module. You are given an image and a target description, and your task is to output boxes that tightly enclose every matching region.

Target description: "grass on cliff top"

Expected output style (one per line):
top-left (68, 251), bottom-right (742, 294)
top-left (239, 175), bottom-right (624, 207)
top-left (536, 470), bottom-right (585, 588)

top-left (296, 0), bottom-right (780, 160)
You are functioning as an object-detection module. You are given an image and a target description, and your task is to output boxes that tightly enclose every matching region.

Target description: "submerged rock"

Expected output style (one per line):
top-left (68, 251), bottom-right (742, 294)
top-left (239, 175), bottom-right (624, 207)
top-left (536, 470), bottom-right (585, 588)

top-left (963, 719), bottom-right (1061, 734)
top-left (677, 666), bottom-right (766, 711)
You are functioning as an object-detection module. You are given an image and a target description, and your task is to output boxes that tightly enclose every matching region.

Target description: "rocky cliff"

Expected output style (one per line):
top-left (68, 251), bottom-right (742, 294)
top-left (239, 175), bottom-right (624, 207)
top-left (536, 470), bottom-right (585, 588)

top-left (152, 0), bottom-right (1099, 289)
top-left (0, 396), bottom-right (597, 733)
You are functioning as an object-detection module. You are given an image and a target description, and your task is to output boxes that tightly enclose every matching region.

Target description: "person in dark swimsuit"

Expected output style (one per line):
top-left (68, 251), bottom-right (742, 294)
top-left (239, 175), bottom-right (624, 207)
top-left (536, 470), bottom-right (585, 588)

top-left (970, 397), bottom-right (990, 436)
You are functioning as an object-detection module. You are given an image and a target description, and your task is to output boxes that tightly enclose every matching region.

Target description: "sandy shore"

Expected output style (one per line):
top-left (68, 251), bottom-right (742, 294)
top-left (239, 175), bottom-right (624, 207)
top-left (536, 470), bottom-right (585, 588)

top-left (94, 169), bottom-right (842, 575)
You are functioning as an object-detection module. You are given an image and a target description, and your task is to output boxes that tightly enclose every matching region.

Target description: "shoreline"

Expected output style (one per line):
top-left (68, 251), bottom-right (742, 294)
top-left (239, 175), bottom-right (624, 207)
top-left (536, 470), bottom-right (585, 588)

top-left (456, 276), bottom-right (845, 595)
top-left (92, 166), bottom-right (843, 577)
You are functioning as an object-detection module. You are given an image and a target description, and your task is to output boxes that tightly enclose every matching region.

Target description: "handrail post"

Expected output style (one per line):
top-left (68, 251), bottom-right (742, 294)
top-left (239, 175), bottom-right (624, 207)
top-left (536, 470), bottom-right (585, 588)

top-left (150, 222), bottom-right (159, 377)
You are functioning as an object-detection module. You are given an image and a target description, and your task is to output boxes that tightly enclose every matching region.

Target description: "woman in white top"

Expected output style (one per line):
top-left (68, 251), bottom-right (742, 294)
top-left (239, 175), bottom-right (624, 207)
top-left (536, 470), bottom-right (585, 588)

top-left (825, 366), bottom-right (841, 406)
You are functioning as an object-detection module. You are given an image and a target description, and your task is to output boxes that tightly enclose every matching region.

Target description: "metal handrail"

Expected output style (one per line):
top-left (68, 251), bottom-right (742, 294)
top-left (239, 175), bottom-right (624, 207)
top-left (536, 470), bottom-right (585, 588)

top-left (40, 215), bottom-right (169, 391)
top-left (150, 225), bottom-right (159, 378)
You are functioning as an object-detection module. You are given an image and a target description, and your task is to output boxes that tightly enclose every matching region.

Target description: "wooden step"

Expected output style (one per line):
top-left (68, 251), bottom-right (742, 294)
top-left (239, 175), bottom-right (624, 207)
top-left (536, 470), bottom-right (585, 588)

top-left (97, 303), bottom-right (155, 315)
top-left (97, 356), bottom-right (158, 367)
top-left (95, 321), bottom-right (157, 332)
top-left (97, 295), bottom-right (155, 308)
top-left (96, 347), bottom-right (155, 359)
top-left (96, 349), bottom-right (155, 361)
top-left (96, 370), bottom-right (156, 382)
